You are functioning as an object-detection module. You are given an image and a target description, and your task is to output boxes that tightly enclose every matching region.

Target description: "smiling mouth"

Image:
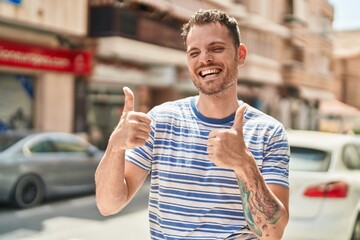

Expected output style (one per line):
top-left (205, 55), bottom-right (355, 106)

top-left (199, 68), bottom-right (222, 78)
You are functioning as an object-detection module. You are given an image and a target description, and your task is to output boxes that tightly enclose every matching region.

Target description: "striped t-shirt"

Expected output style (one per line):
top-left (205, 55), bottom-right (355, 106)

top-left (126, 96), bottom-right (290, 240)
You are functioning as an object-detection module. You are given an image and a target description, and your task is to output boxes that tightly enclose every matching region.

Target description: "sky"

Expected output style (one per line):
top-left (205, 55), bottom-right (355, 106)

top-left (328, 0), bottom-right (360, 30)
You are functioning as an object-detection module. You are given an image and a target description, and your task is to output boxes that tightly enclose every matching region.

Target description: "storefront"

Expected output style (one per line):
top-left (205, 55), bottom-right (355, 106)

top-left (0, 38), bottom-right (91, 132)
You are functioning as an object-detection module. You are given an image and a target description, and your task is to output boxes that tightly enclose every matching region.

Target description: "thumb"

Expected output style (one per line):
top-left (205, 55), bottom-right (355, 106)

top-left (123, 87), bottom-right (134, 113)
top-left (232, 104), bottom-right (247, 132)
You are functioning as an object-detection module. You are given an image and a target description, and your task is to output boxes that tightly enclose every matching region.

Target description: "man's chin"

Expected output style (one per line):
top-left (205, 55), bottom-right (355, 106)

top-left (198, 83), bottom-right (235, 96)
top-left (198, 87), bottom-right (225, 96)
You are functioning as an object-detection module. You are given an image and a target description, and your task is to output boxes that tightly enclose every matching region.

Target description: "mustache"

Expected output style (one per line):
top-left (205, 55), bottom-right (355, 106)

top-left (196, 62), bottom-right (222, 71)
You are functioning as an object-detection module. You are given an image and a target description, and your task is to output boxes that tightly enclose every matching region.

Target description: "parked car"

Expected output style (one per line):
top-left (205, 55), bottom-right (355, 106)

top-left (0, 131), bottom-right (104, 208)
top-left (283, 130), bottom-right (360, 240)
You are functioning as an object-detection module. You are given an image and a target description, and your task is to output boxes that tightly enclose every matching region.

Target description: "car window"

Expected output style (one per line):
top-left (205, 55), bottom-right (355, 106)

top-left (52, 136), bottom-right (89, 153)
top-left (29, 140), bottom-right (56, 153)
top-left (343, 144), bottom-right (360, 170)
top-left (289, 146), bottom-right (330, 171)
top-left (0, 135), bottom-right (24, 151)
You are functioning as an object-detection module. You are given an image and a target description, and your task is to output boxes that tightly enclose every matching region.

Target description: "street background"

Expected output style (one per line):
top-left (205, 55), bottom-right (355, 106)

top-left (0, 180), bottom-right (151, 240)
top-left (0, 0), bottom-right (360, 239)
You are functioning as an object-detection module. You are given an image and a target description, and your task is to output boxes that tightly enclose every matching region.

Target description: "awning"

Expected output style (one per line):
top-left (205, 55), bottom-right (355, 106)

top-left (131, 0), bottom-right (222, 20)
top-left (241, 54), bottom-right (283, 85)
top-left (320, 99), bottom-right (360, 117)
top-left (168, 0), bottom-right (223, 20)
top-left (299, 86), bottom-right (335, 100)
top-left (91, 63), bottom-right (177, 87)
top-left (96, 36), bottom-right (187, 66)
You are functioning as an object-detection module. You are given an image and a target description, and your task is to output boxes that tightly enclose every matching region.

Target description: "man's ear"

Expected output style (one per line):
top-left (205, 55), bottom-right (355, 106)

top-left (238, 43), bottom-right (247, 65)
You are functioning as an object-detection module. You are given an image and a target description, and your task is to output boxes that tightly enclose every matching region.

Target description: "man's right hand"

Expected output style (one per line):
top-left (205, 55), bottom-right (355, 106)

top-left (109, 86), bottom-right (152, 150)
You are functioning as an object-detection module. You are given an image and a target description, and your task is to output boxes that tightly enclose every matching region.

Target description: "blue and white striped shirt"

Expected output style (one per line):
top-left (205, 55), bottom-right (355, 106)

top-left (126, 96), bottom-right (290, 240)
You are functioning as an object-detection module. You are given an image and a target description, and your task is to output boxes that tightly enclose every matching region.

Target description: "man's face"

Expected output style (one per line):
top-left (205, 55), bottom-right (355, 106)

top-left (186, 22), bottom-right (240, 96)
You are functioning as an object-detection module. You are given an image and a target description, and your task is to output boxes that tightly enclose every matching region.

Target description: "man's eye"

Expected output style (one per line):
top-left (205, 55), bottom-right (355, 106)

top-left (213, 47), bottom-right (223, 52)
top-left (189, 52), bottom-right (199, 57)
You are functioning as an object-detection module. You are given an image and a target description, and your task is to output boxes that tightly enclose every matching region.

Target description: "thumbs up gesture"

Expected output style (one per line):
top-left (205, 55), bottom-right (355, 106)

top-left (109, 87), bottom-right (152, 150)
top-left (207, 104), bottom-right (251, 169)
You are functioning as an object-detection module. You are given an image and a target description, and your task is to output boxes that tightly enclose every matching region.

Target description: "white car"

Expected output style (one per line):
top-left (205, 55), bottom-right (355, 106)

top-left (283, 130), bottom-right (360, 240)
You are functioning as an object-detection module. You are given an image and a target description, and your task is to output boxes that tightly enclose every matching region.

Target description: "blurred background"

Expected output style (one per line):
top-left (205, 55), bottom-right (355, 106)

top-left (0, 0), bottom-right (359, 149)
top-left (0, 0), bottom-right (360, 240)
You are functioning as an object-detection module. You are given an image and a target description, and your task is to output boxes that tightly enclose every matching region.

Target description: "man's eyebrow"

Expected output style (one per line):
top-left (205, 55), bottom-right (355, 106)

top-left (187, 41), bottom-right (226, 53)
top-left (208, 41), bottom-right (226, 46)
top-left (186, 47), bottom-right (197, 53)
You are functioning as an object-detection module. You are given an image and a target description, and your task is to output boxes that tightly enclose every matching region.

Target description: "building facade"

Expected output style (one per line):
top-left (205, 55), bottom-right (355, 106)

top-left (280, 0), bottom-right (335, 130)
top-left (330, 30), bottom-right (360, 133)
top-left (0, 0), bottom-right (90, 133)
top-left (87, 0), bottom-right (342, 147)
top-left (2, 0), bottom-right (358, 149)
top-left (87, 0), bottom-right (224, 148)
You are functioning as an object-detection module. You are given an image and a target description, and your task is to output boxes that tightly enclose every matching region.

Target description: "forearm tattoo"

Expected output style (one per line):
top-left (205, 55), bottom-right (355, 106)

top-left (236, 168), bottom-right (281, 238)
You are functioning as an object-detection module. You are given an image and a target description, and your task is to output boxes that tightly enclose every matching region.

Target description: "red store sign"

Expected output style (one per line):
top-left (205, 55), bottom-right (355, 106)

top-left (0, 39), bottom-right (92, 75)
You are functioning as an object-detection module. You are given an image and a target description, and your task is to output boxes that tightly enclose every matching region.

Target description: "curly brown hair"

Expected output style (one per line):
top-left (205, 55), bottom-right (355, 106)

top-left (181, 9), bottom-right (241, 48)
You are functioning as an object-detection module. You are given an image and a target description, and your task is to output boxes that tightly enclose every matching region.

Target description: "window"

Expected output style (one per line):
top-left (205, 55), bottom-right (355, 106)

top-left (0, 135), bottom-right (23, 152)
top-left (343, 144), bottom-right (360, 170)
top-left (290, 146), bottom-right (330, 171)
top-left (29, 140), bottom-right (55, 153)
top-left (286, 0), bottom-right (294, 14)
top-left (52, 136), bottom-right (88, 153)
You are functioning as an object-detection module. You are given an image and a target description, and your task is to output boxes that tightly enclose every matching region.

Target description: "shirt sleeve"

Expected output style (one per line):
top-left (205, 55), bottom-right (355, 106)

top-left (261, 124), bottom-right (290, 188)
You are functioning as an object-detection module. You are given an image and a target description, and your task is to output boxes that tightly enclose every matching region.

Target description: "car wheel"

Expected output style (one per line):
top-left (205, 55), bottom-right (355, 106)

top-left (352, 214), bottom-right (360, 240)
top-left (11, 175), bottom-right (45, 208)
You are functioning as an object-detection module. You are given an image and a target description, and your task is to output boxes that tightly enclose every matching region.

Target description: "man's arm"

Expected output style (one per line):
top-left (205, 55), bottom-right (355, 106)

top-left (95, 149), bottom-right (149, 216)
top-left (235, 162), bottom-right (289, 239)
top-left (95, 87), bottom-right (151, 216)
top-left (207, 105), bottom-right (289, 239)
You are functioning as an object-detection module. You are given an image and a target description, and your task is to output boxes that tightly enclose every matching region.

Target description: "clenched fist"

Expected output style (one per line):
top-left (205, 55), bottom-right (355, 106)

top-left (109, 87), bottom-right (152, 150)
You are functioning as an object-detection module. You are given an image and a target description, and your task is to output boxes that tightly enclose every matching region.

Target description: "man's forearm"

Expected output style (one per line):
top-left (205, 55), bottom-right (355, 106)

top-left (95, 146), bottom-right (128, 216)
top-left (235, 166), bottom-right (287, 239)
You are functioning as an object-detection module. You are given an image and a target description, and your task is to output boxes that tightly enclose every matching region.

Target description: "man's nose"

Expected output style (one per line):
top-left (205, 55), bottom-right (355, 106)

top-left (199, 51), bottom-right (213, 65)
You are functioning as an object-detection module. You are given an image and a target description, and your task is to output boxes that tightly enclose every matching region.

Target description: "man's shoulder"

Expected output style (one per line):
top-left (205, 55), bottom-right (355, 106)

top-left (148, 97), bottom-right (193, 121)
top-left (151, 97), bottom-right (192, 113)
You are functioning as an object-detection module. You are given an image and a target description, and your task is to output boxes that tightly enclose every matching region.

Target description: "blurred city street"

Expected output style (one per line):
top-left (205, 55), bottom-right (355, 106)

top-left (0, 180), bottom-right (151, 240)
top-left (0, 0), bottom-right (360, 240)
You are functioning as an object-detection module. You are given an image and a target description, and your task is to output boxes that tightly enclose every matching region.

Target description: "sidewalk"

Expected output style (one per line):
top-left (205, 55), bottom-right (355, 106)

top-left (22, 207), bottom-right (151, 240)
top-left (6, 180), bottom-right (152, 240)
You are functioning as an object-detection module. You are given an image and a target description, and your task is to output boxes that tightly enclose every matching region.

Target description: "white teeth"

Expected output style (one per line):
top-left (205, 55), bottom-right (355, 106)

top-left (201, 69), bottom-right (220, 77)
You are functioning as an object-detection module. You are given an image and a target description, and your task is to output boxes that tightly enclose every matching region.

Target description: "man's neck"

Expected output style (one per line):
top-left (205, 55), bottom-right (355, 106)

top-left (196, 90), bottom-right (240, 119)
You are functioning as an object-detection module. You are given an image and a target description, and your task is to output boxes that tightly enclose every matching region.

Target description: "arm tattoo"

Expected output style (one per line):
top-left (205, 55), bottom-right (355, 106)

top-left (236, 168), bottom-right (281, 238)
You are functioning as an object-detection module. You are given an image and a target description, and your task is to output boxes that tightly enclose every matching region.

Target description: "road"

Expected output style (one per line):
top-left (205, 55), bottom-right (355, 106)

top-left (0, 180), bottom-right (151, 240)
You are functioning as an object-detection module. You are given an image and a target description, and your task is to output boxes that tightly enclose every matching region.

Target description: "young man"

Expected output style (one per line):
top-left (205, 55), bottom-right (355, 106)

top-left (95, 9), bottom-right (290, 240)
